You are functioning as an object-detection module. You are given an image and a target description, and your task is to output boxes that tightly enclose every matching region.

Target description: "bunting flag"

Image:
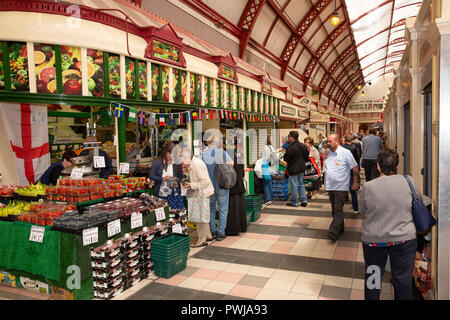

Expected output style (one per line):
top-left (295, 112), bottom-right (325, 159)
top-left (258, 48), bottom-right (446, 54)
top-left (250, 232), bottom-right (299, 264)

top-left (210, 109), bottom-right (214, 120)
top-left (204, 109), bottom-right (208, 120)
top-left (187, 111), bottom-right (192, 122)
top-left (128, 108), bottom-right (136, 122)
top-left (198, 110), bottom-right (202, 120)
top-left (114, 103), bottom-right (124, 118)
top-left (233, 112), bottom-right (237, 120)
top-left (138, 111), bottom-right (146, 125)
top-left (149, 113), bottom-right (155, 126)
top-left (228, 111), bottom-right (232, 119)
top-left (169, 114), bottom-right (174, 126)
top-left (179, 112), bottom-right (184, 125)
top-left (220, 109), bottom-right (224, 119)
top-left (159, 116), bottom-right (165, 126)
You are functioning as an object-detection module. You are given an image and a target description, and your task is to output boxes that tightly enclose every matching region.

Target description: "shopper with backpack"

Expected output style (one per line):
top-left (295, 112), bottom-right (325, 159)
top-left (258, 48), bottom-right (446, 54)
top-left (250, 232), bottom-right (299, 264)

top-left (202, 135), bottom-right (235, 241)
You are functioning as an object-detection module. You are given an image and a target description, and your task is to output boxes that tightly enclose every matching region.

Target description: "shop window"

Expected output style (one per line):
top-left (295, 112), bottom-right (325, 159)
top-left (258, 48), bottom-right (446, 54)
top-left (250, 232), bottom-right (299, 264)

top-left (0, 42), bottom-right (4, 90)
top-left (87, 49), bottom-right (104, 97)
top-left (125, 57), bottom-right (136, 99)
top-left (108, 53), bottom-right (120, 98)
top-left (34, 43), bottom-right (56, 94)
top-left (137, 60), bottom-right (147, 99)
top-left (161, 65), bottom-right (169, 102)
top-left (151, 63), bottom-right (160, 101)
top-left (9, 41), bottom-right (29, 92)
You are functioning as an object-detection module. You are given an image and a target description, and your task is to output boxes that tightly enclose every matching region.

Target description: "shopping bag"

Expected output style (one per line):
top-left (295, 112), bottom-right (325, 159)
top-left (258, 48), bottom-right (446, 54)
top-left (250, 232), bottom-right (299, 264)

top-left (158, 181), bottom-right (172, 197)
top-left (187, 186), bottom-right (210, 223)
top-left (304, 157), bottom-right (320, 180)
top-left (168, 190), bottom-right (185, 210)
top-left (254, 159), bottom-right (263, 179)
top-left (262, 160), bottom-right (271, 181)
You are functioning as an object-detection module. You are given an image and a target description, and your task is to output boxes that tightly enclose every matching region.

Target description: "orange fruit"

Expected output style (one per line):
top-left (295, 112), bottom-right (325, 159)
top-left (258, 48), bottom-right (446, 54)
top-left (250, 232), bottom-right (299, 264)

top-left (87, 63), bottom-right (95, 77)
top-left (34, 51), bottom-right (46, 65)
top-left (47, 80), bottom-right (57, 93)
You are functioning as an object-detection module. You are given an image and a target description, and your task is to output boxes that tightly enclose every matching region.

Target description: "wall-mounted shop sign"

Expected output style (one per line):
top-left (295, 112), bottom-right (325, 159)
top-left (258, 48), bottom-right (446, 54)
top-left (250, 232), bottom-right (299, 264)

top-left (257, 74), bottom-right (272, 94)
top-left (286, 91), bottom-right (293, 103)
top-left (299, 97), bottom-right (312, 107)
top-left (298, 107), bottom-right (309, 119)
top-left (281, 105), bottom-right (296, 117)
top-left (310, 111), bottom-right (330, 123)
top-left (211, 54), bottom-right (238, 83)
top-left (143, 23), bottom-right (186, 68)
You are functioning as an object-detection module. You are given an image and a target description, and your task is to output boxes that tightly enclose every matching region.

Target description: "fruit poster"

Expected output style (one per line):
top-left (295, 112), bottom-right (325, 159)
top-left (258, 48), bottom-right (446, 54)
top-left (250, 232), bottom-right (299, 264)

top-left (87, 49), bottom-right (104, 97)
top-left (208, 78), bottom-right (215, 107)
top-left (161, 65), bottom-right (169, 102)
top-left (125, 57), bottom-right (135, 99)
top-left (222, 82), bottom-right (228, 108)
top-left (34, 43), bottom-right (56, 94)
top-left (9, 42), bottom-right (29, 91)
top-left (108, 54), bottom-right (120, 97)
top-left (226, 83), bottom-right (231, 108)
top-left (196, 74), bottom-right (202, 105)
top-left (138, 61), bottom-right (147, 99)
top-left (61, 46), bottom-right (82, 95)
top-left (153, 40), bottom-right (180, 63)
top-left (0, 42), bottom-right (4, 90)
top-left (181, 70), bottom-right (187, 104)
top-left (189, 73), bottom-right (195, 104)
top-left (238, 87), bottom-right (244, 110)
top-left (253, 91), bottom-right (257, 112)
top-left (172, 68), bottom-right (180, 103)
top-left (216, 80), bottom-right (221, 108)
top-left (151, 63), bottom-right (159, 101)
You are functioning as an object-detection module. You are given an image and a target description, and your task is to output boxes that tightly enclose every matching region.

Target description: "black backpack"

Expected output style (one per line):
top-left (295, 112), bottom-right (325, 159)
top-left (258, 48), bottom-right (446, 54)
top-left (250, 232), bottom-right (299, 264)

top-left (213, 150), bottom-right (237, 189)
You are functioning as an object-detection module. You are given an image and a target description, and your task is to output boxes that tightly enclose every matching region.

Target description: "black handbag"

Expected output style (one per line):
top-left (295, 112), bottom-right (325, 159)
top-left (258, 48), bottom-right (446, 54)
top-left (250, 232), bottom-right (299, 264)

top-left (403, 175), bottom-right (436, 232)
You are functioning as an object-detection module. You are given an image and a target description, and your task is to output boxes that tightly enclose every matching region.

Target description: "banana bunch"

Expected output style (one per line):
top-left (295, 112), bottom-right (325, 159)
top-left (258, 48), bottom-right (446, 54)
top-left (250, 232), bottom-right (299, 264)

top-left (0, 201), bottom-right (30, 217)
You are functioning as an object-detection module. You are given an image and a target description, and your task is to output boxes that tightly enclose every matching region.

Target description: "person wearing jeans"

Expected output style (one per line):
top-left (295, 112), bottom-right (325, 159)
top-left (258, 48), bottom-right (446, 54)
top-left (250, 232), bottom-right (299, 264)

top-left (262, 177), bottom-right (273, 203)
top-left (202, 135), bottom-right (233, 241)
top-left (283, 131), bottom-right (310, 207)
top-left (360, 148), bottom-right (419, 300)
top-left (361, 128), bottom-right (383, 182)
top-left (341, 135), bottom-right (360, 215)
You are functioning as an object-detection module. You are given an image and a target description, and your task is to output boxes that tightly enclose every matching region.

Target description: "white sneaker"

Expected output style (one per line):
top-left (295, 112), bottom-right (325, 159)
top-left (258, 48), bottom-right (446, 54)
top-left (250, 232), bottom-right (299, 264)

top-left (264, 201), bottom-right (272, 205)
top-left (353, 211), bottom-right (359, 215)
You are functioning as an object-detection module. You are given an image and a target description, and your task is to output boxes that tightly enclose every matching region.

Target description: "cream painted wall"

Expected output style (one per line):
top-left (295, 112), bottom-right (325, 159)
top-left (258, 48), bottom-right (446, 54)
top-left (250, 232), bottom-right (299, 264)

top-left (350, 74), bottom-right (394, 103)
top-left (0, 111), bottom-right (19, 185)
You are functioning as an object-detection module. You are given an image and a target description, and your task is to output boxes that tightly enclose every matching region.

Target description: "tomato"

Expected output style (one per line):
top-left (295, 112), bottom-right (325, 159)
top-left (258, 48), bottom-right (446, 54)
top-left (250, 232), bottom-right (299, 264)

top-left (63, 80), bottom-right (81, 95)
top-left (20, 46), bottom-right (27, 57)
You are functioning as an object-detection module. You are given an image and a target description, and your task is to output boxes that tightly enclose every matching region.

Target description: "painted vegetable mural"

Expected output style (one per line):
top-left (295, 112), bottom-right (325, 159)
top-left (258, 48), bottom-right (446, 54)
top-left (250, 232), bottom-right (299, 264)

top-left (161, 66), bottom-right (169, 102)
top-left (125, 57), bottom-right (135, 99)
top-left (109, 54), bottom-right (120, 97)
top-left (87, 49), bottom-right (104, 97)
top-left (153, 40), bottom-right (180, 63)
top-left (0, 42), bottom-right (4, 90)
top-left (151, 63), bottom-right (159, 101)
top-left (9, 42), bottom-right (29, 91)
top-left (138, 61), bottom-right (147, 99)
top-left (190, 73), bottom-right (195, 105)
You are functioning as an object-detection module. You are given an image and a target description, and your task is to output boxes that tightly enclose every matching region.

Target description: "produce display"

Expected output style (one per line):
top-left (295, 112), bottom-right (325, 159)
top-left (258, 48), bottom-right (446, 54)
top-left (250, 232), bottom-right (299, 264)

top-left (34, 43), bottom-right (56, 94)
top-left (15, 202), bottom-right (76, 226)
top-left (151, 63), bottom-right (159, 101)
top-left (0, 42), bottom-right (5, 89)
top-left (0, 201), bottom-right (31, 218)
top-left (0, 184), bottom-right (17, 196)
top-left (125, 57), bottom-right (135, 99)
top-left (102, 141), bottom-right (136, 160)
top-left (9, 42), bottom-right (29, 91)
top-left (15, 182), bottom-right (47, 197)
top-left (87, 49), bottom-right (104, 97)
top-left (61, 46), bottom-right (82, 95)
top-left (172, 68), bottom-right (179, 103)
top-left (161, 65), bottom-right (169, 102)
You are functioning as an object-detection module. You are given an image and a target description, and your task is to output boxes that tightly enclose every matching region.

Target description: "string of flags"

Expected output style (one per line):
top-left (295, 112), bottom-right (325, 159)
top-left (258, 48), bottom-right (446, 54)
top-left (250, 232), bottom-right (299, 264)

top-left (112, 102), bottom-right (277, 127)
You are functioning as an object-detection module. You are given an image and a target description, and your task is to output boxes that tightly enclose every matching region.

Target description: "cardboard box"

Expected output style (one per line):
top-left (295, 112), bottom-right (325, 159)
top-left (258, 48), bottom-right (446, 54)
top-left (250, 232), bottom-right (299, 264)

top-left (0, 271), bottom-right (17, 288)
top-left (18, 277), bottom-right (51, 295)
top-left (51, 286), bottom-right (75, 300)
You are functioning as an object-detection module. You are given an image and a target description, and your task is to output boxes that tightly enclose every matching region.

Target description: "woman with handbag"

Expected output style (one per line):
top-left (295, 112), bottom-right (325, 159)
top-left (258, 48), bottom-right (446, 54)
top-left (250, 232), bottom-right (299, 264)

top-left (149, 142), bottom-right (184, 209)
top-left (360, 148), bottom-right (426, 300)
top-left (181, 150), bottom-right (215, 248)
top-left (304, 137), bottom-right (321, 200)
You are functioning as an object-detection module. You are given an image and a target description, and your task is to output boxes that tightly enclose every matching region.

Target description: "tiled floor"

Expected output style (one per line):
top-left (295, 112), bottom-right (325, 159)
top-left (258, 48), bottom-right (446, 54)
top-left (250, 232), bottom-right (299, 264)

top-left (123, 175), bottom-right (395, 301)
top-left (0, 173), bottom-right (395, 301)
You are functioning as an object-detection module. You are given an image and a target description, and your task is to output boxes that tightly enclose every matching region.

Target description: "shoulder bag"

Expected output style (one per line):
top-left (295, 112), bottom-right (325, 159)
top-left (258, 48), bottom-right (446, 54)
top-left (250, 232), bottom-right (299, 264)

top-left (403, 175), bottom-right (437, 232)
top-left (187, 185), bottom-right (210, 223)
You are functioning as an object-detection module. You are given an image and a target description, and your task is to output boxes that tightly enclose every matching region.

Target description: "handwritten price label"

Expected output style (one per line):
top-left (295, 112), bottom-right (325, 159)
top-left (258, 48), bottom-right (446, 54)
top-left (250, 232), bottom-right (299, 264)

top-left (29, 226), bottom-right (45, 243)
top-left (131, 212), bottom-right (143, 229)
top-left (119, 163), bottom-right (130, 174)
top-left (155, 207), bottom-right (166, 222)
top-left (82, 227), bottom-right (99, 246)
top-left (93, 156), bottom-right (106, 168)
top-left (70, 167), bottom-right (84, 180)
top-left (107, 219), bottom-right (121, 237)
top-left (172, 223), bottom-right (182, 234)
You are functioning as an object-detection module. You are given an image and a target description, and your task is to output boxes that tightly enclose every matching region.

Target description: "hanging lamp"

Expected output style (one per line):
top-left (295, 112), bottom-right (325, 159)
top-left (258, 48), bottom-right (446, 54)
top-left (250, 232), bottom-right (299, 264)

top-left (330, 0), bottom-right (341, 26)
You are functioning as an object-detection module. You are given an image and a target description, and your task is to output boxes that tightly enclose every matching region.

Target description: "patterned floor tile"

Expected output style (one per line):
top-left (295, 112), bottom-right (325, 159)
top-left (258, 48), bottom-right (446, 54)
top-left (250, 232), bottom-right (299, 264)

top-left (228, 284), bottom-right (261, 299)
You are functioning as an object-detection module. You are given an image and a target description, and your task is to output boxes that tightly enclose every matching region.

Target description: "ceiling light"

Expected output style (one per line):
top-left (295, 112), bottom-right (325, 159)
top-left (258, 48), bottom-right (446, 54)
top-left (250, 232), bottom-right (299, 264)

top-left (357, 85), bottom-right (361, 90)
top-left (330, 0), bottom-right (340, 26)
top-left (361, 91), bottom-right (365, 97)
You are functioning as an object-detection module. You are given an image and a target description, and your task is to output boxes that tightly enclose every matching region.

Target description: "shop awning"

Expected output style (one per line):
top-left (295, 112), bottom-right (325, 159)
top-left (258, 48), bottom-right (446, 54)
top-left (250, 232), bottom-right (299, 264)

top-left (184, 53), bottom-right (218, 79)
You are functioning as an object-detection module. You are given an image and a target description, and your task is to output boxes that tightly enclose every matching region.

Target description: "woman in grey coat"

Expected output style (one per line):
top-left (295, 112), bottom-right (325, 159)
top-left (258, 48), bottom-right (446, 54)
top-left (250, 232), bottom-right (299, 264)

top-left (360, 148), bottom-right (420, 300)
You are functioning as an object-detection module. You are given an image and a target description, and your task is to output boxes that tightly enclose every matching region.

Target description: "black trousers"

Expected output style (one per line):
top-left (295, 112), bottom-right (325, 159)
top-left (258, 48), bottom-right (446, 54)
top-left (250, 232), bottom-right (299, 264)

top-left (328, 191), bottom-right (346, 237)
top-left (362, 159), bottom-right (380, 182)
top-left (363, 238), bottom-right (417, 300)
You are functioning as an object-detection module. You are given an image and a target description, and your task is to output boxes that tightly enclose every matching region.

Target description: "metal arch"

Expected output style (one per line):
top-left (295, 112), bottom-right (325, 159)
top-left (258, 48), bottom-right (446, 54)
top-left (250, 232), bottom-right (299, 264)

top-left (302, 21), bottom-right (350, 91)
top-left (319, 56), bottom-right (358, 100)
top-left (279, 0), bottom-right (334, 79)
top-left (318, 44), bottom-right (355, 93)
top-left (238, 0), bottom-right (267, 59)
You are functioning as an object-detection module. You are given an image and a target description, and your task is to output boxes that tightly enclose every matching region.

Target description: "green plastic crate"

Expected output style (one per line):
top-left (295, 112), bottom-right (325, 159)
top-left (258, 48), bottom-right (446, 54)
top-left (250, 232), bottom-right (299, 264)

top-left (246, 212), bottom-right (253, 226)
top-left (152, 255), bottom-right (188, 278)
top-left (251, 210), bottom-right (261, 222)
top-left (151, 233), bottom-right (190, 250)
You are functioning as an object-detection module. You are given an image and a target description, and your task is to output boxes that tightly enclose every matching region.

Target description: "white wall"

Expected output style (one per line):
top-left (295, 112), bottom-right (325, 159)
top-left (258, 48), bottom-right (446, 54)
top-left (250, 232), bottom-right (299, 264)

top-left (350, 74), bottom-right (395, 103)
top-left (0, 111), bottom-right (19, 184)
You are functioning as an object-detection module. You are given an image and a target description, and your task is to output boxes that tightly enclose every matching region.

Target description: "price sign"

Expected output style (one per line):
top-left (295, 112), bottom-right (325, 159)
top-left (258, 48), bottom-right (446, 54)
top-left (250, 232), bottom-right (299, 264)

top-left (82, 227), bottom-right (99, 246)
top-left (172, 223), bottom-right (182, 234)
top-left (180, 187), bottom-right (188, 196)
top-left (131, 212), bottom-right (143, 229)
top-left (70, 168), bottom-right (84, 180)
top-left (155, 207), bottom-right (166, 221)
top-left (107, 219), bottom-right (121, 237)
top-left (93, 156), bottom-right (106, 168)
top-left (119, 162), bottom-right (130, 174)
top-left (29, 226), bottom-right (45, 243)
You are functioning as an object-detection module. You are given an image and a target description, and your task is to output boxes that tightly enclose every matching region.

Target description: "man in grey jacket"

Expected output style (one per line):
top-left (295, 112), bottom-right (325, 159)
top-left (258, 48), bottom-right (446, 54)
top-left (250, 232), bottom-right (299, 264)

top-left (361, 128), bottom-right (383, 182)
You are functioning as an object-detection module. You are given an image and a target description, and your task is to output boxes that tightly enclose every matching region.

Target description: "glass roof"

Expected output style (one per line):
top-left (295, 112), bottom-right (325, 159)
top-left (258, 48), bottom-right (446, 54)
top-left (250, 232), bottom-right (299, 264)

top-left (345, 0), bottom-right (422, 83)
